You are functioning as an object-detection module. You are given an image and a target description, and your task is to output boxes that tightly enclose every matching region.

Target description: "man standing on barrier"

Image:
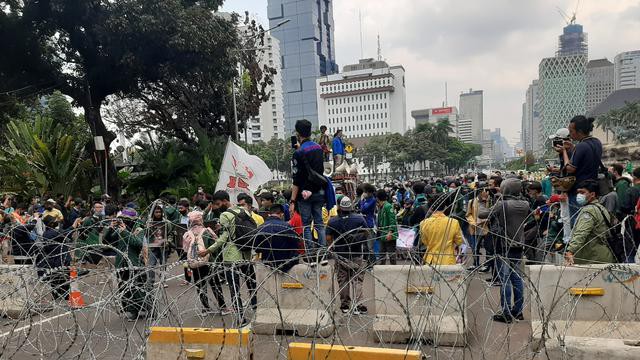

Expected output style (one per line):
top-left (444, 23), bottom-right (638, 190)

top-left (326, 196), bottom-right (370, 315)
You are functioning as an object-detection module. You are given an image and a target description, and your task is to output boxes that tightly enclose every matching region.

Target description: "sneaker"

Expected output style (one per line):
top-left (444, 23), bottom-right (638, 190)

top-left (319, 260), bottom-right (329, 266)
top-left (200, 308), bottom-right (213, 316)
top-left (221, 307), bottom-right (234, 315)
top-left (492, 313), bottom-right (513, 324)
top-left (162, 283), bottom-right (169, 288)
top-left (353, 305), bottom-right (368, 315)
top-left (478, 266), bottom-right (490, 273)
top-left (340, 305), bottom-right (350, 314)
top-left (512, 313), bottom-right (524, 321)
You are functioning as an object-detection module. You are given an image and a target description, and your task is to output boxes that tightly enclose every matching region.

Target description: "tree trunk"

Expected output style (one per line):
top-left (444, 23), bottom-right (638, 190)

top-left (84, 103), bottom-right (120, 197)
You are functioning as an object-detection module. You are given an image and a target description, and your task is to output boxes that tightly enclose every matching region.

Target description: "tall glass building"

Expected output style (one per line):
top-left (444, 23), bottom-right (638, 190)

top-left (538, 22), bottom-right (588, 147)
top-left (267, 0), bottom-right (339, 133)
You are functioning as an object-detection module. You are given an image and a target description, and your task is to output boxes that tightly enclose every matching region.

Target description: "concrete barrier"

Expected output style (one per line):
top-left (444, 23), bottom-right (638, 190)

top-left (528, 264), bottom-right (640, 359)
top-left (146, 327), bottom-right (252, 360)
top-left (253, 262), bottom-right (334, 337)
top-left (287, 342), bottom-right (422, 360)
top-left (0, 264), bottom-right (49, 318)
top-left (372, 264), bottom-right (468, 346)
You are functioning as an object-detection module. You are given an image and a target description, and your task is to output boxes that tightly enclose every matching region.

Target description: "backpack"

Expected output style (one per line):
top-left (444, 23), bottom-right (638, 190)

top-left (227, 209), bottom-right (258, 251)
top-left (186, 230), bottom-right (210, 269)
top-left (592, 204), bottom-right (634, 263)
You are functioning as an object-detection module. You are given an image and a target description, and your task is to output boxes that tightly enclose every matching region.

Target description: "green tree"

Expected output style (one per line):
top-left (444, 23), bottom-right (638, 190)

top-left (596, 101), bottom-right (640, 144)
top-left (0, 0), bottom-right (255, 193)
top-left (0, 116), bottom-right (92, 197)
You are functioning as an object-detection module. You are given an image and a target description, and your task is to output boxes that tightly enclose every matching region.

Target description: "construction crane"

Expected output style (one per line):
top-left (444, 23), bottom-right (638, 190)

top-left (556, 0), bottom-right (580, 25)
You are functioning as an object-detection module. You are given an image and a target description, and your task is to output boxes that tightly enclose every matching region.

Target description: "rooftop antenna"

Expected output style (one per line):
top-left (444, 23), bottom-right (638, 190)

top-left (377, 33), bottom-right (382, 61)
top-left (359, 10), bottom-right (364, 59)
top-left (445, 82), bottom-right (448, 106)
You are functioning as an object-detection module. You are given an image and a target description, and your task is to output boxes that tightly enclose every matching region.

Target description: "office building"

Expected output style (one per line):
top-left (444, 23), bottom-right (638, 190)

top-left (268, 0), bottom-right (339, 133)
top-left (241, 33), bottom-right (285, 144)
top-left (459, 89), bottom-right (483, 142)
top-left (410, 106), bottom-right (458, 136)
top-left (521, 80), bottom-right (542, 155)
top-left (557, 23), bottom-right (588, 57)
top-left (457, 118), bottom-right (473, 143)
top-left (538, 21), bottom-right (588, 147)
top-left (614, 50), bottom-right (640, 90)
top-left (586, 59), bottom-right (614, 112)
top-left (317, 58), bottom-right (407, 138)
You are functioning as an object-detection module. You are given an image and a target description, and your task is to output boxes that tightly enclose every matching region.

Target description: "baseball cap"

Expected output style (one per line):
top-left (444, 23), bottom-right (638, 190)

top-left (339, 196), bottom-right (353, 211)
top-left (45, 198), bottom-right (56, 204)
top-left (548, 128), bottom-right (570, 139)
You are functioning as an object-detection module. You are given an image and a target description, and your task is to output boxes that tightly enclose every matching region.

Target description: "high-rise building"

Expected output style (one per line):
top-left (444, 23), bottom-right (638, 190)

top-left (538, 21), bottom-right (588, 147)
top-left (586, 59), bottom-right (614, 112)
top-left (241, 33), bottom-right (285, 144)
top-left (457, 118), bottom-right (473, 143)
top-left (317, 59), bottom-right (407, 138)
top-left (557, 23), bottom-right (588, 57)
top-left (614, 50), bottom-right (640, 90)
top-left (268, 0), bottom-right (339, 133)
top-left (459, 89), bottom-right (483, 142)
top-left (410, 106), bottom-right (458, 137)
top-left (521, 80), bottom-right (542, 155)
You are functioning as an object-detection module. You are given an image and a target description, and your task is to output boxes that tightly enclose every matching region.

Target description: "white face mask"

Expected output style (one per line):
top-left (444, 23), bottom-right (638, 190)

top-left (448, 187), bottom-right (456, 193)
top-left (576, 193), bottom-right (588, 206)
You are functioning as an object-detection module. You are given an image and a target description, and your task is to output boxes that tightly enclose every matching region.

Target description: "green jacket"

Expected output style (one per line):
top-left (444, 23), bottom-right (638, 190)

top-left (567, 201), bottom-right (616, 264)
top-left (614, 178), bottom-right (630, 211)
top-left (104, 226), bottom-right (144, 268)
top-left (164, 206), bottom-right (181, 225)
top-left (206, 206), bottom-right (252, 263)
top-left (75, 216), bottom-right (103, 259)
top-left (377, 202), bottom-right (398, 242)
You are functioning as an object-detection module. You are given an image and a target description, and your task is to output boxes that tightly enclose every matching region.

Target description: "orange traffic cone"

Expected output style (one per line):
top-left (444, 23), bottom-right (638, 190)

top-left (68, 266), bottom-right (86, 309)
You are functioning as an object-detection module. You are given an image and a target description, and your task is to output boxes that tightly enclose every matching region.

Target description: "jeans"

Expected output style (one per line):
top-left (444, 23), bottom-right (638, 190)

top-left (298, 191), bottom-right (326, 256)
top-left (568, 191), bottom-right (580, 227)
top-left (191, 264), bottom-right (227, 310)
top-left (378, 239), bottom-right (397, 265)
top-left (147, 247), bottom-right (167, 285)
top-left (497, 255), bottom-right (524, 317)
top-left (225, 262), bottom-right (257, 326)
top-left (468, 235), bottom-right (481, 267)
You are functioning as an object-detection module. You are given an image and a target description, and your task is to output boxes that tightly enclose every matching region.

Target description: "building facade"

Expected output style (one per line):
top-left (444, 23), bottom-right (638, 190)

top-left (459, 89), bottom-right (483, 142)
top-left (457, 118), bottom-right (473, 143)
top-left (539, 54), bottom-right (587, 146)
top-left (521, 80), bottom-right (542, 155)
top-left (614, 50), bottom-right (640, 90)
top-left (242, 33), bottom-right (285, 144)
top-left (557, 23), bottom-right (588, 57)
top-left (410, 106), bottom-right (458, 136)
top-left (586, 59), bottom-right (614, 112)
top-left (268, 0), bottom-right (339, 133)
top-left (316, 59), bottom-right (407, 138)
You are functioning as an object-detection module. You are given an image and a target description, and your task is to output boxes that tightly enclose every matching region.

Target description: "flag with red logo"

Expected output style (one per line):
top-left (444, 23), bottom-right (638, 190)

top-left (215, 139), bottom-right (273, 204)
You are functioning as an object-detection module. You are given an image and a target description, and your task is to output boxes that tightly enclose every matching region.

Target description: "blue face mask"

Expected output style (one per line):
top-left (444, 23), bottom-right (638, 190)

top-left (576, 193), bottom-right (588, 206)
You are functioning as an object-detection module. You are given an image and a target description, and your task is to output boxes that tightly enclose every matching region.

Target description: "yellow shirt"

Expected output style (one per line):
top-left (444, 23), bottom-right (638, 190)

top-left (251, 212), bottom-right (264, 226)
top-left (322, 206), bottom-right (338, 225)
top-left (43, 208), bottom-right (64, 222)
top-left (420, 212), bottom-right (463, 265)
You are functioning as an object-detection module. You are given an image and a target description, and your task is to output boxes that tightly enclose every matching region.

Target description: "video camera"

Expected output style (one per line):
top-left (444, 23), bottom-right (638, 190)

top-left (551, 136), bottom-right (569, 148)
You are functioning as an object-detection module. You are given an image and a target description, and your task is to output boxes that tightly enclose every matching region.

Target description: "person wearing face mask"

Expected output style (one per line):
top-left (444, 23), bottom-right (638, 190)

top-left (103, 208), bottom-right (148, 321)
top-left (43, 199), bottom-right (64, 223)
top-left (564, 180), bottom-right (615, 266)
top-left (76, 201), bottom-right (106, 267)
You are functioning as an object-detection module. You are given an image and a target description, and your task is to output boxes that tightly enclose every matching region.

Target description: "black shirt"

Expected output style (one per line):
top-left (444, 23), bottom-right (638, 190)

top-left (326, 213), bottom-right (369, 259)
top-left (291, 139), bottom-right (325, 195)
top-left (568, 137), bottom-right (602, 189)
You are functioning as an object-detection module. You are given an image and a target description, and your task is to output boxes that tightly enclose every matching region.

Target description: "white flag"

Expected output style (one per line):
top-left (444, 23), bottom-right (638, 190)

top-left (215, 139), bottom-right (273, 205)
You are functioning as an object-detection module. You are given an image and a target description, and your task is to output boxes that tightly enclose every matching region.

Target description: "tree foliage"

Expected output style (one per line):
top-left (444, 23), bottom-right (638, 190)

top-left (0, 1), bottom-right (270, 192)
top-left (360, 120), bottom-right (481, 176)
top-left (596, 101), bottom-right (640, 144)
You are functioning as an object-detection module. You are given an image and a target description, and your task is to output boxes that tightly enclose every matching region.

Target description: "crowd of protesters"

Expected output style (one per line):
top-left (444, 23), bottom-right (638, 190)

top-left (1, 115), bottom-right (640, 326)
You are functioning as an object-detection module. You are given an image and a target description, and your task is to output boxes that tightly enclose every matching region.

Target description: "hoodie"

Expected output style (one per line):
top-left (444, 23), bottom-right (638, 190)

top-left (478, 178), bottom-right (530, 255)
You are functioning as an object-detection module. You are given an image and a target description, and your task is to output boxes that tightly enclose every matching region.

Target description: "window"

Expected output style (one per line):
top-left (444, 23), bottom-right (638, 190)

top-left (272, 111), bottom-right (277, 116)
top-left (273, 118), bottom-right (277, 124)
top-left (272, 104), bottom-right (276, 109)
top-left (273, 126), bottom-right (278, 131)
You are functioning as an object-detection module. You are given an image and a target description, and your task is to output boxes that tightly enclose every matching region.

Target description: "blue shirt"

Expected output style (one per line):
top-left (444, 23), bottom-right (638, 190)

top-left (326, 213), bottom-right (368, 258)
top-left (332, 137), bottom-right (345, 156)
top-left (359, 196), bottom-right (377, 228)
top-left (254, 217), bottom-right (299, 272)
top-left (570, 137), bottom-right (602, 189)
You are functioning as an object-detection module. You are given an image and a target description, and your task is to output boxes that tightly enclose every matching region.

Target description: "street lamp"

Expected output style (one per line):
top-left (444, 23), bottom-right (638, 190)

top-left (232, 19), bottom-right (290, 142)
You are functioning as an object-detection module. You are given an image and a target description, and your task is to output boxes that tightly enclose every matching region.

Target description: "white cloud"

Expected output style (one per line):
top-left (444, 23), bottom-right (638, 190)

top-left (224, 0), bottom-right (640, 143)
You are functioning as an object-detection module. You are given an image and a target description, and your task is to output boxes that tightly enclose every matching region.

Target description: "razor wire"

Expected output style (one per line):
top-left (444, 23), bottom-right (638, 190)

top-left (0, 193), bottom-right (638, 359)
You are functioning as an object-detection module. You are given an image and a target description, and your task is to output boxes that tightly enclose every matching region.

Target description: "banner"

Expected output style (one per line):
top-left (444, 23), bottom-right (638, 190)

top-left (215, 139), bottom-right (273, 205)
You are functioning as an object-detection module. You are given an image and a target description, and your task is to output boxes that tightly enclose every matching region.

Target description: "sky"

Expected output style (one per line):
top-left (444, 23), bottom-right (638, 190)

top-left (221, 0), bottom-right (640, 145)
